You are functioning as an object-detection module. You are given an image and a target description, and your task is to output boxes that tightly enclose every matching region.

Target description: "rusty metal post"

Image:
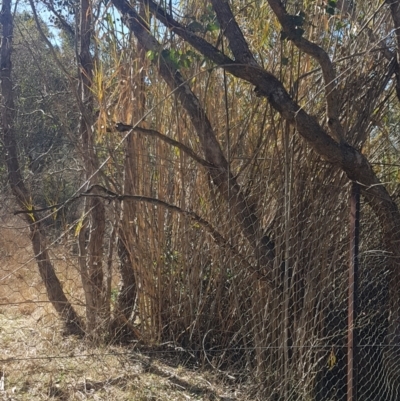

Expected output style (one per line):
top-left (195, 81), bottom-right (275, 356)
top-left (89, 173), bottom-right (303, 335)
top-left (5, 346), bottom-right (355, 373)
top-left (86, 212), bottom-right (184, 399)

top-left (348, 181), bottom-right (360, 401)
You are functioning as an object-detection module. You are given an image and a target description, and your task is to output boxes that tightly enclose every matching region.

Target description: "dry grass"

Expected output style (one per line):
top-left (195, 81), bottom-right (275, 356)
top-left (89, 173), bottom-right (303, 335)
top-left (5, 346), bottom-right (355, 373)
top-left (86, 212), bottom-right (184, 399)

top-left (0, 319), bottom-right (239, 400)
top-left (0, 217), bottom-right (242, 401)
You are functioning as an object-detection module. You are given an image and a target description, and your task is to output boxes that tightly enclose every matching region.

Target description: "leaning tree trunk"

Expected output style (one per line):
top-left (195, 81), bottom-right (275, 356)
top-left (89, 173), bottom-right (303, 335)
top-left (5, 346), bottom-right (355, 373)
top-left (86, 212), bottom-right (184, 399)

top-left (0, 0), bottom-right (83, 336)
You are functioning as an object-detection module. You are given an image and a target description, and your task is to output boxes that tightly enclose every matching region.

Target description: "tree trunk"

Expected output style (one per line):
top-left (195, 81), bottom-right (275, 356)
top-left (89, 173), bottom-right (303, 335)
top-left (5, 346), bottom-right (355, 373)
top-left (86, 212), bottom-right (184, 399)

top-left (0, 0), bottom-right (83, 336)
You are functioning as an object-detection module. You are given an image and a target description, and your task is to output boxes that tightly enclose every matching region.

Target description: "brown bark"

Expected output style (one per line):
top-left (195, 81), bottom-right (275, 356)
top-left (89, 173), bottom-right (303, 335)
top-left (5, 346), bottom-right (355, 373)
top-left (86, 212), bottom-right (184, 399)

top-left (0, 0), bottom-right (83, 336)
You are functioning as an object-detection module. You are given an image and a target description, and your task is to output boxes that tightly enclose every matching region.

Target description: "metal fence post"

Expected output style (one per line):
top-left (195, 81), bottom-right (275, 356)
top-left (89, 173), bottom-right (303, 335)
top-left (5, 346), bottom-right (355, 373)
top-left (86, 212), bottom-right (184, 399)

top-left (348, 181), bottom-right (360, 401)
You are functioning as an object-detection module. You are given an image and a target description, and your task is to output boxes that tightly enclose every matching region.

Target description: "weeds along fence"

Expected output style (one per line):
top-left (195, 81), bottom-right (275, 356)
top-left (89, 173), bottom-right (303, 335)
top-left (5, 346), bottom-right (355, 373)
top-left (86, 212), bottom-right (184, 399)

top-left (0, 130), bottom-right (400, 401)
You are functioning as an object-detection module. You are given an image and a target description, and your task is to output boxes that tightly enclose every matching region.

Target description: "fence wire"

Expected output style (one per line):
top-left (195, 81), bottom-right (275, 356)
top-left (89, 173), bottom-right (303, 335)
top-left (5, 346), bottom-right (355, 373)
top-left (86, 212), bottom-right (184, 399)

top-left (1, 134), bottom-right (400, 401)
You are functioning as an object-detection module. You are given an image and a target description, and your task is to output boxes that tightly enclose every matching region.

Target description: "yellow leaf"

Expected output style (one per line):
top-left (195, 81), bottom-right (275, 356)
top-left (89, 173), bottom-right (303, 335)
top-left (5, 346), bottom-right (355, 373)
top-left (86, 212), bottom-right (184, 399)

top-left (75, 216), bottom-right (84, 237)
top-left (327, 348), bottom-right (337, 370)
top-left (23, 200), bottom-right (35, 222)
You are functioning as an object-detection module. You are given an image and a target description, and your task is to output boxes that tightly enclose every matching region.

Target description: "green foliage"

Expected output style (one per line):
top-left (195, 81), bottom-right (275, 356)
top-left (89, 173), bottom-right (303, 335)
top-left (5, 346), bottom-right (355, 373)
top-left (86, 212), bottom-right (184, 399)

top-left (147, 48), bottom-right (199, 69)
top-left (111, 288), bottom-right (119, 303)
top-left (185, 4), bottom-right (220, 34)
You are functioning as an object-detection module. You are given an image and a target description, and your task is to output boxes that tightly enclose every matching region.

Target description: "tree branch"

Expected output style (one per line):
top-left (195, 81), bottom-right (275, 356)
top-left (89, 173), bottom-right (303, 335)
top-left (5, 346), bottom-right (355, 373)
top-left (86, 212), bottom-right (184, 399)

top-left (135, 1), bottom-right (341, 157)
top-left (41, 0), bottom-right (75, 39)
top-left (127, 0), bottom-right (400, 274)
top-left (137, 2), bottom-right (394, 185)
top-left (116, 124), bottom-right (216, 169)
top-left (266, 0), bottom-right (344, 143)
top-left (210, 0), bottom-right (258, 66)
top-left (14, 185), bottom-right (270, 284)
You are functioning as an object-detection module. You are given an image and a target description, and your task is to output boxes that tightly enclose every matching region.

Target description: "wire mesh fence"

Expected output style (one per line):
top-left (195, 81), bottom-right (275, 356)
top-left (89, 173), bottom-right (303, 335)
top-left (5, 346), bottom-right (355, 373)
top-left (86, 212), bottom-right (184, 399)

top-left (1, 140), bottom-right (400, 401)
top-left (2, 2), bottom-right (400, 400)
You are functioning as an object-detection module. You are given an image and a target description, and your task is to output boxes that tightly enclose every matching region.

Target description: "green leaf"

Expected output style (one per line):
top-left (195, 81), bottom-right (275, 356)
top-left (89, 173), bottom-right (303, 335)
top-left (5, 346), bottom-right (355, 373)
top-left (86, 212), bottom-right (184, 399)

top-left (146, 50), bottom-right (157, 61)
top-left (335, 21), bottom-right (345, 30)
top-left (206, 21), bottom-right (220, 33)
top-left (105, 12), bottom-right (114, 30)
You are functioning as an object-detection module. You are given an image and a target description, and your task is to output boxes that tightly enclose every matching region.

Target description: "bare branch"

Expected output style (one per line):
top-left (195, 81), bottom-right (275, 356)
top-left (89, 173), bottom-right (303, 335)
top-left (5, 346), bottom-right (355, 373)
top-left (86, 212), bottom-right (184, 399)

top-left (15, 184), bottom-right (270, 285)
top-left (83, 186), bottom-right (271, 285)
top-left (266, 0), bottom-right (345, 143)
top-left (41, 0), bottom-right (75, 38)
top-left (131, 126), bottom-right (216, 169)
top-left (210, 0), bottom-right (258, 66)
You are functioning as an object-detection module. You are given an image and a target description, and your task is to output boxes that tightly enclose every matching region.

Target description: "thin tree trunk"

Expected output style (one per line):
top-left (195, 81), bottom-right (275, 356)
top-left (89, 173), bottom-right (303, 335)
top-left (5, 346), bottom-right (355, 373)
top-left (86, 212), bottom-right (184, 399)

top-left (30, 224), bottom-right (84, 335)
top-left (0, 0), bottom-right (83, 336)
